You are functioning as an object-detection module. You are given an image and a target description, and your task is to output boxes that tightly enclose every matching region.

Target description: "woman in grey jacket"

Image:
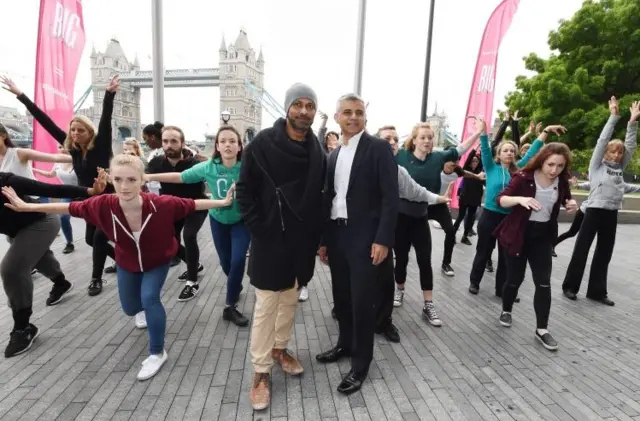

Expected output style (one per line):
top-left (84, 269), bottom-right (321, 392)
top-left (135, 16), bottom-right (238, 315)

top-left (562, 97), bottom-right (640, 305)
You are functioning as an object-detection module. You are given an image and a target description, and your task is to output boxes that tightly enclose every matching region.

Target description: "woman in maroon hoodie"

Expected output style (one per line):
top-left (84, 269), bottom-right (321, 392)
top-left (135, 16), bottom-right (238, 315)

top-left (2, 154), bottom-right (234, 381)
top-left (493, 143), bottom-right (578, 352)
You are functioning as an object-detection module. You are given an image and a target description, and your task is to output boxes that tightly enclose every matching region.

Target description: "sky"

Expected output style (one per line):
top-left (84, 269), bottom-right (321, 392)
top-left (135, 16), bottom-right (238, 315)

top-left (0, 0), bottom-right (585, 140)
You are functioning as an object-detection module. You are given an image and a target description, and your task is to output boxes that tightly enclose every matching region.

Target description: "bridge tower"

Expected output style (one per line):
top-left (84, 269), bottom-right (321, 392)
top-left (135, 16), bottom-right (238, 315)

top-left (82, 39), bottom-right (142, 143)
top-left (219, 30), bottom-right (264, 143)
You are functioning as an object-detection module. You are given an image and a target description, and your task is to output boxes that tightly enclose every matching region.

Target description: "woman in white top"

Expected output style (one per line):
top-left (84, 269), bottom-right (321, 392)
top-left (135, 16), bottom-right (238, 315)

top-left (0, 124), bottom-right (73, 203)
top-left (33, 144), bottom-right (78, 254)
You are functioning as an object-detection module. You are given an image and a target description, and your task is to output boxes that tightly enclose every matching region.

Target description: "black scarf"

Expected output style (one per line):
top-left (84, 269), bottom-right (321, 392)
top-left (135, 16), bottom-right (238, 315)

top-left (254, 118), bottom-right (325, 222)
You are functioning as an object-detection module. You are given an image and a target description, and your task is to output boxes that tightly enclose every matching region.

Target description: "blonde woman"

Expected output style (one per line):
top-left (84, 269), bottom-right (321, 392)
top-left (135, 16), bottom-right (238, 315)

top-left (2, 74), bottom-right (119, 297)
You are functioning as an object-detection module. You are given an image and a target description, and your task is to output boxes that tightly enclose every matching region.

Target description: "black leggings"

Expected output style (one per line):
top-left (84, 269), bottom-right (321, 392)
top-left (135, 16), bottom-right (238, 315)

top-left (554, 209), bottom-right (584, 247)
top-left (453, 202), bottom-right (478, 236)
top-left (469, 209), bottom-right (507, 293)
top-left (174, 210), bottom-right (208, 282)
top-left (427, 203), bottom-right (455, 265)
top-left (503, 222), bottom-right (553, 329)
top-left (562, 208), bottom-right (618, 299)
top-left (394, 213), bottom-right (433, 291)
top-left (85, 223), bottom-right (115, 280)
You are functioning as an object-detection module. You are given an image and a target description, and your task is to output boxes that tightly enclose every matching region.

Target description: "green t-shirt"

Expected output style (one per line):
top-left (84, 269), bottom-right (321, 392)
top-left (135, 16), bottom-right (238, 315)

top-left (396, 148), bottom-right (459, 193)
top-left (180, 158), bottom-right (242, 224)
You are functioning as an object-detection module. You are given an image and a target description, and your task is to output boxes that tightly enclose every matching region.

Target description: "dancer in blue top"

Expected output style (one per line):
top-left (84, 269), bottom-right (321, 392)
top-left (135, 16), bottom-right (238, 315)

top-left (468, 117), bottom-right (566, 297)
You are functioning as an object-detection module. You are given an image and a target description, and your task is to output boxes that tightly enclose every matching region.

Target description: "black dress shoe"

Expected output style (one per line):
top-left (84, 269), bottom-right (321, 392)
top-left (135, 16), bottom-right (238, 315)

top-left (316, 346), bottom-right (349, 363)
top-left (563, 290), bottom-right (577, 300)
top-left (337, 371), bottom-right (364, 395)
top-left (587, 295), bottom-right (615, 306)
top-left (377, 323), bottom-right (400, 343)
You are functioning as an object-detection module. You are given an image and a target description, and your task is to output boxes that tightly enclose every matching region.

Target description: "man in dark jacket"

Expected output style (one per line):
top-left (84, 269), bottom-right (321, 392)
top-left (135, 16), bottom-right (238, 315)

top-left (316, 93), bottom-right (399, 395)
top-left (236, 83), bottom-right (326, 411)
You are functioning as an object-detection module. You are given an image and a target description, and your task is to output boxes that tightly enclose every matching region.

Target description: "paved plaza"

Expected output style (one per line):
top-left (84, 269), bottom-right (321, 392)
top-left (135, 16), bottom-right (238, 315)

top-left (1, 219), bottom-right (640, 420)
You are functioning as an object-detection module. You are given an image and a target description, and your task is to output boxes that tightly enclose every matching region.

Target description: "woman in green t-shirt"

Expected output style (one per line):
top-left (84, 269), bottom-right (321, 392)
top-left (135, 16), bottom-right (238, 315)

top-left (145, 126), bottom-right (250, 327)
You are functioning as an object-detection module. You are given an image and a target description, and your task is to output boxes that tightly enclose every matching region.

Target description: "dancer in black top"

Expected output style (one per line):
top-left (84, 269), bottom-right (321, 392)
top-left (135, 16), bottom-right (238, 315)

top-left (453, 149), bottom-right (484, 245)
top-left (1, 75), bottom-right (118, 297)
top-left (0, 172), bottom-right (105, 357)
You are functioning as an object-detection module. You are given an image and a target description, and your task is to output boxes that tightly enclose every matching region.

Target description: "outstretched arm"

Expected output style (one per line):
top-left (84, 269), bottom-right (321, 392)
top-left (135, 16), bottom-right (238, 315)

top-left (16, 148), bottom-right (72, 165)
top-left (2, 75), bottom-right (67, 144)
top-left (145, 173), bottom-right (184, 184)
top-left (2, 186), bottom-right (73, 215)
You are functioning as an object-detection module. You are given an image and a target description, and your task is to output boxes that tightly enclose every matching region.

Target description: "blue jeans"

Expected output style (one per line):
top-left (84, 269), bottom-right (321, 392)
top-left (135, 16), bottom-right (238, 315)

top-left (60, 198), bottom-right (73, 244)
top-left (117, 263), bottom-right (170, 354)
top-left (209, 216), bottom-right (250, 306)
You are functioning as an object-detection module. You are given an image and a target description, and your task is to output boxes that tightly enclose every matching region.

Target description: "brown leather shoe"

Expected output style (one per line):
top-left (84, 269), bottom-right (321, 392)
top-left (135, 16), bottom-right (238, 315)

top-left (272, 348), bottom-right (304, 375)
top-left (250, 372), bottom-right (270, 410)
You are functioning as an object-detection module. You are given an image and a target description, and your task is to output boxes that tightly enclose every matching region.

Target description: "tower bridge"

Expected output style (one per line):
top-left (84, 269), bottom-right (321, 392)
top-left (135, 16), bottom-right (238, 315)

top-left (76, 30), bottom-right (264, 143)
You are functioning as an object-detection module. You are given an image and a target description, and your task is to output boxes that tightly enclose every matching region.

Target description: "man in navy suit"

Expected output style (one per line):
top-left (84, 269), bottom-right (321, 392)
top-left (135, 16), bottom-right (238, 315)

top-left (316, 93), bottom-right (399, 394)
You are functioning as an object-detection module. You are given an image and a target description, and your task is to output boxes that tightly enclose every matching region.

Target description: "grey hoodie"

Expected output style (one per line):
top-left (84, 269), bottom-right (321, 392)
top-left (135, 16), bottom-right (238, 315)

top-left (586, 115), bottom-right (637, 210)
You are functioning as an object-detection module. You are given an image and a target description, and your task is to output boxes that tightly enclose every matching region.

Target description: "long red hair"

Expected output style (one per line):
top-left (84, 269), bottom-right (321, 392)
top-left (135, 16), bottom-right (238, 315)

top-left (522, 142), bottom-right (572, 178)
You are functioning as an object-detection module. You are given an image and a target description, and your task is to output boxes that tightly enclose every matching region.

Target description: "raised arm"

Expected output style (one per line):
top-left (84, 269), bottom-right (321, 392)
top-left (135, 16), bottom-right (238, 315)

top-left (94, 76), bottom-right (119, 152)
top-left (1, 76), bottom-right (67, 144)
top-left (515, 124), bottom-right (566, 168)
top-left (491, 112), bottom-right (511, 151)
top-left (511, 111), bottom-right (521, 147)
top-left (622, 101), bottom-right (640, 169)
top-left (591, 97), bottom-right (622, 173)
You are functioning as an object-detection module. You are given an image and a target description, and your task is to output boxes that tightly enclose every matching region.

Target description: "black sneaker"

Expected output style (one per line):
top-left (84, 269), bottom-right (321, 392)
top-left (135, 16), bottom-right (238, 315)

top-left (499, 312), bottom-right (512, 327)
top-left (535, 331), bottom-right (558, 351)
top-left (223, 306), bottom-right (249, 327)
top-left (104, 264), bottom-right (116, 274)
top-left (177, 282), bottom-right (200, 302)
top-left (31, 268), bottom-right (37, 276)
top-left (551, 248), bottom-right (557, 257)
top-left (486, 260), bottom-right (494, 273)
top-left (88, 279), bottom-right (103, 296)
top-left (563, 290), bottom-right (577, 300)
top-left (461, 236), bottom-right (472, 246)
top-left (469, 283), bottom-right (479, 295)
top-left (178, 263), bottom-right (204, 281)
top-left (63, 243), bottom-right (74, 254)
top-left (441, 264), bottom-right (454, 277)
top-left (46, 280), bottom-right (73, 306)
top-left (468, 229), bottom-right (477, 237)
top-left (5, 324), bottom-right (39, 358)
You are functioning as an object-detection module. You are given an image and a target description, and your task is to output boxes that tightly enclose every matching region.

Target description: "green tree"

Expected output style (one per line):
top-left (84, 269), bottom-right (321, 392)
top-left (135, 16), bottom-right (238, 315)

top-left (503, 0), bottom-right (640, 150)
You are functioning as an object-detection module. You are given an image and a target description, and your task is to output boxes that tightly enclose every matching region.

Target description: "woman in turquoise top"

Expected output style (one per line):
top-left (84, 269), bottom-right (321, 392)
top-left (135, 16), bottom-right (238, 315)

top-left (468, 119), bottom-right (565, 297)
top-left (145, 126), bottom-right (250, 327)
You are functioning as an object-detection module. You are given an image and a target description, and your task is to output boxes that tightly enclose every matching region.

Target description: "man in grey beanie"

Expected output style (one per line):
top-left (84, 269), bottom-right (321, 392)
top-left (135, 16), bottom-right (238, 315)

top-left (236, 83), bottom-right (326, 410)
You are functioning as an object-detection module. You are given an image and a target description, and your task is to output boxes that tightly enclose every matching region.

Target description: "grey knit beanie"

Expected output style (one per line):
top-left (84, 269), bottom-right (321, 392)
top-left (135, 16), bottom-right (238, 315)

top-left (284, 83), bottom-right (318, 113)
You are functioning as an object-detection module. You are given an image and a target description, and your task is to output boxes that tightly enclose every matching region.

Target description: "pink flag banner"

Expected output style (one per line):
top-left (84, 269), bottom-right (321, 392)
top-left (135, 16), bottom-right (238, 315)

top-left (33, 0), bottom-right (85, 180)
top-left (451, 0), bottom-right (519, 208)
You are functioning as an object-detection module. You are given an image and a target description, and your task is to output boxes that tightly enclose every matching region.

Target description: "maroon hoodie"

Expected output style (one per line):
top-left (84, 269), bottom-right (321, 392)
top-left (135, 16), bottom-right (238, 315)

top-left (69, 193), bottom-right (196, 272)
top-left (493, 170), bottom-right (571, 256)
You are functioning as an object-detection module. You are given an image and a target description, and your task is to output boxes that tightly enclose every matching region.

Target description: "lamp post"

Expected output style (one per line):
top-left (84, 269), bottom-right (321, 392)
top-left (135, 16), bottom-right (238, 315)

top-left (151, 0), bottom-right (165, 122)
top-left (353, 0), bottom-right (367, 95)
top-left (420, 0), bottom-right (436, 122)
top-left (221, 110), bottom-right (231, 125)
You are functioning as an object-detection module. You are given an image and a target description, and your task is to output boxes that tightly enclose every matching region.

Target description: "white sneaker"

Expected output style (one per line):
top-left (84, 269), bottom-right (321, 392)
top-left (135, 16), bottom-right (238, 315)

top-left (135, 312), bottom-right (147, 329)
top-left (393, 288), bottom-right (404, 307)
top-left (137, 350), bottom-right (168, 381)
top-left (298, 286), bottom-right (309, 302)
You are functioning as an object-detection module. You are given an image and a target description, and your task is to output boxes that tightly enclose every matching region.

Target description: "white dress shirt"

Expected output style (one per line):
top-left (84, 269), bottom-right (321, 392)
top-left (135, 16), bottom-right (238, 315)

top-left (331, 131), bottom-right (364, 220)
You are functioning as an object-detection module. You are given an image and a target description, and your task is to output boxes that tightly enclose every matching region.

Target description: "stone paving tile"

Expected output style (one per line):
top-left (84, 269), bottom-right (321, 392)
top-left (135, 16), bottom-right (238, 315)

top-left (1, 220), bottom-right (640, 419)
